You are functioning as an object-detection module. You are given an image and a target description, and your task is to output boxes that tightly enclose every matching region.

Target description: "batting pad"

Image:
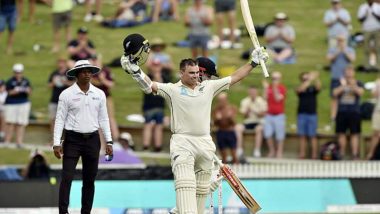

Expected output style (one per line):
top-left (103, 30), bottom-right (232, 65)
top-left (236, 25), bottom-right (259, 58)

top-left (196, 170), bottom-right (211, 214)
top-left (173, 163), bottom-right (197, 214)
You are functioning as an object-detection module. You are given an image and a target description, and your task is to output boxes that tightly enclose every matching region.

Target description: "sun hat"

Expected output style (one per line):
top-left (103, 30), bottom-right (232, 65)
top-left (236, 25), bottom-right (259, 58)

top-left (274, 12), bottom-right (288, 20)
top-left (13, 63), bottom-right (24, 73)
top-left (66, 60), bottom-right (100, 77)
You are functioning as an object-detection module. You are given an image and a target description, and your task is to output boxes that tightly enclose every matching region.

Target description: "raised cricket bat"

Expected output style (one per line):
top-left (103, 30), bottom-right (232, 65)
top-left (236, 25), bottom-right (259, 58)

top-left (213, 154), bottom-right (261, 213)
top-left (240, 0), bottom-right (269, 78)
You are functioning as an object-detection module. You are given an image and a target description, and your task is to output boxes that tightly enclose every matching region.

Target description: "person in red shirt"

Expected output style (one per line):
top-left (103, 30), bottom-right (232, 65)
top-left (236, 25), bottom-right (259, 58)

top-left (263, 71), bottom-right (287, 158)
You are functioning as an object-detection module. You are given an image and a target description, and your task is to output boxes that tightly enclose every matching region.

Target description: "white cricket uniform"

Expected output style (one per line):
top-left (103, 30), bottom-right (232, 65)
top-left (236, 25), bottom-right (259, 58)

top-left (156, 76), bottom-right (231, 214)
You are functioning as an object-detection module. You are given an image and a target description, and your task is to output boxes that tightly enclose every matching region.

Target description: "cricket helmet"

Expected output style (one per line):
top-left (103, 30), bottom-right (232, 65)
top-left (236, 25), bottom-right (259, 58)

top-left (122, 33), bottom-right (150, 65)
top-left (196, 57), bottom-right (218, 81)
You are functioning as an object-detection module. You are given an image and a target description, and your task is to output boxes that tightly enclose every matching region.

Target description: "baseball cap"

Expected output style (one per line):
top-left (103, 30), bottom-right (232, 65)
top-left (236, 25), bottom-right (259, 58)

top-left (77, 26), bottom-right (88, 34)
top-left (13, 63), bottom-right (24, 72)
top-left (0, 80), bottom-right (4, 86)
top-left (197, 57), bottom-right (218, 77)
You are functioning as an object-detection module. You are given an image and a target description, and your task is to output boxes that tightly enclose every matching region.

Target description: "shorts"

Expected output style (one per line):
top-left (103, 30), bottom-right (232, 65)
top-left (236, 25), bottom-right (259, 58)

top-left (4, 102), bottom-right (31, 125)
top-left (52, 11), bottom-right (72, 31)
top-left (48, 103), bottom-right (58, 120)
top-left (264, 114), bottom-right (286, 141)
top-left (335, 111), bottom-right (361, 134)
top-left (0, 9), bottom-right (17, 32)
top-left (215, 0), bottom-right (236, 13)
top-left (372, 110), bottom-right (380, 131)
top-left (297, 113), bottom-right (317, 137)
top-left (216, 130), bottom-right (237, 150)
top-left (189, 34), bottom-right (210, 50)
top-left (144, 107), bottom-right (164, 124)
top-left (244, 123), bottom-right (259, 130)
top-left (330, 79), bottom-right (340, 97)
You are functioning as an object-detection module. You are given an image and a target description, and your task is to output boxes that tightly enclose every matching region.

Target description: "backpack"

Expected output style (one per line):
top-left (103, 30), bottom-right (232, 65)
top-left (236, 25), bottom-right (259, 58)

top-left (320, 141), bottom-right (341, 160)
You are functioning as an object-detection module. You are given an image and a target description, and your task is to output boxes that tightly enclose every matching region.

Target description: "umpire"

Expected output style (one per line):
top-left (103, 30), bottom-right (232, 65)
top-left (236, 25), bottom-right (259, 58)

top-left (53, 60), bottom-right (113, 214)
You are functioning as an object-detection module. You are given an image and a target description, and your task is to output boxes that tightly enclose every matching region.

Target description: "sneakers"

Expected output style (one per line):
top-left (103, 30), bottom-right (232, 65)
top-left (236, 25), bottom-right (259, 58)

top-left (84, 13), bottom-right (104, 22)
top-left (84, 13), bottom-right (92, 22)
top-left (253, 149), bottom-right (261, 158)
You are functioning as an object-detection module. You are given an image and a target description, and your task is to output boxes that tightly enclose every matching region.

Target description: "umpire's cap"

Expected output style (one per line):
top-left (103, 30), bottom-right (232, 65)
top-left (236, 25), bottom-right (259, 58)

top-left (123, 33), bottom-right (149, 56)
top-left (196, 57), bottom-right (218, 77)
top-left (66, 60), bottom-right (100, 77)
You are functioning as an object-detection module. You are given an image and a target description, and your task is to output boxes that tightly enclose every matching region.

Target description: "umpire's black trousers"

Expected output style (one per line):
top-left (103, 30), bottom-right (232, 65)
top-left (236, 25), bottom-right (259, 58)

top-left (59, 130), bottom-right (100, 214)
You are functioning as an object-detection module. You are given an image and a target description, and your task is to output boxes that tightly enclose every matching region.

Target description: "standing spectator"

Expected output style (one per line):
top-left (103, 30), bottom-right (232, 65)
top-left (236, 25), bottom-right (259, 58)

top-left (146, 37), bottom-right (174, 82)
top-left (215, 0), bottom-right (238, 48)
top-left (0, 0), bottom-right (17, 54)
top-left (151, 0), bottom-right (179, 22)
top-left (53, 60), bottom-right (113, 214)
top-left (296, 71), bottom-right (321, 159)
top-left (48, 58), bottom-right (73, 145)
top-left (327, 35), bottom-right (355, 121)
top-left (90, 55), bottom-right (120, 145)
top-left (323, 0), bottom-right (352, 48)
top-left (16, 0), bottom-right (35, 23)
top-left (40, 0), bottom-right (73, 53)
top-left (4, 63), bottom-right (32, 147)
top-left (357, 0), bottom-right (380, 71)
top-left (333, 65), bottom-right (364, 160)
top-left (0, 80), bottom-right (7, 142)
top-left (236, 85), bottom-right (267, 158)
top-left (184, 0), bottom-right (214, 58)
top-left (367, 77), bottom-right (380, 159)
top-left (264, 12), bottom-right (296, 64)
top-left (67, 27), bottom-right (97, 68)
top-left (84, 0), bottom-right (103, 22)
top-left (263, 71), bottom-right (287, 158)
top-left (213, 92), bottom-right (239, 164)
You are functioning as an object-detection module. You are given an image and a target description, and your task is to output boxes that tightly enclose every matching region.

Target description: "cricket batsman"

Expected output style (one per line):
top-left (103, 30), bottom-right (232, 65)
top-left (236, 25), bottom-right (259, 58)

top-left (120, 33), bottom-right (268, 214)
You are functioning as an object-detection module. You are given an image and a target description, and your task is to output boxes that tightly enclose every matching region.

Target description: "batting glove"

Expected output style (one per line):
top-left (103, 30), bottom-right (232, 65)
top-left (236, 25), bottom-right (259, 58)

top-left (120, 55), bottom-right (140, 74)
top-left (209, 176), bottom-right (223, 192)
top-left (250, 47), bottom-right (269, 67)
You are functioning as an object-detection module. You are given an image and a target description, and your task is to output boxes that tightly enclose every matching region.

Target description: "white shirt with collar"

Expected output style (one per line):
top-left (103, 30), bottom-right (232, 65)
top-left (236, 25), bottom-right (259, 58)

top-left (156, 76), bottom-right (231, 136)
top-left (53, 83), bottom-right (112, 146)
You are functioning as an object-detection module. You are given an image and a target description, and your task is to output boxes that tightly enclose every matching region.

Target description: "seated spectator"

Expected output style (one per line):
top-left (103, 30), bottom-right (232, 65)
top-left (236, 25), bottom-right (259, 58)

top-left (323, 0), bottom-right (351, 48)
top-left (236, 85), bottom-right (267, 158)
top-left (151, 0), bottom-right (179, 22)
top-left (213, 92), bottom-right (239, 164)
top-left (67, 26), bottom-right (96, 67)
top-left (0, 80), bottom-right (7, 142)
top-left (146, 37), bottom-right (174, 82)
top-left (327, 34), bottom-right (355, 120)
top-left (296, 71), bottom-right (321, 159)
top-left (184, 0), bottom-right (214, 58)
top-left (264, 12), bottom-right (296, 64)
top-left (367, 78), bottom-right (380, 159)
top-left (101, 0), bottom-right (149, 28)
top-left (4, 63), bottom-right (32, 147)
top-left (333, 65), bottom-right (364, 160)
top-left (22, 149), bottom-right (50, 180)
top-left (263, 71), bottom-right (287, 158)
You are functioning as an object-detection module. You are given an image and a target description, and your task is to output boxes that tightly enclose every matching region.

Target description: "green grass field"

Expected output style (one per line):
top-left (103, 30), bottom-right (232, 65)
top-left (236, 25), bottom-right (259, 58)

top-left (0, 0), bottom-right (377, 164)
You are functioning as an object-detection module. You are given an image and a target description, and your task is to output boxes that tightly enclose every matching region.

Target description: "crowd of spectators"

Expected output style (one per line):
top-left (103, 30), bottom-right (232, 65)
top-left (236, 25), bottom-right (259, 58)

top-left (1, 0), bottom-right (380, 162)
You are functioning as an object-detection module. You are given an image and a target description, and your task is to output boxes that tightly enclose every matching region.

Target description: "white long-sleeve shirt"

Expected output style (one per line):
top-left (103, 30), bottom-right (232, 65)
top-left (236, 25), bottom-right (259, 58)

top-left (53, 83), bottom-right (112, 146)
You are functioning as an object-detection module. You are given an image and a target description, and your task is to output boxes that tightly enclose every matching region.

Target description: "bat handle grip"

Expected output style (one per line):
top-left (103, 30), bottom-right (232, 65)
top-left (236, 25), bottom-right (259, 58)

top-left (212, 153), bottom-right (224, 167)
top-left (259, 59), bottom-right (270, 78)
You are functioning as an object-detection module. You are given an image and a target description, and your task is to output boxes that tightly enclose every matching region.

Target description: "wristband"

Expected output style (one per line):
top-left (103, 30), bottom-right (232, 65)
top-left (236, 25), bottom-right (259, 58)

top-left (106, 141), bottom-right (113, 145)
top-left (250, 61), bottom-right (258, 67)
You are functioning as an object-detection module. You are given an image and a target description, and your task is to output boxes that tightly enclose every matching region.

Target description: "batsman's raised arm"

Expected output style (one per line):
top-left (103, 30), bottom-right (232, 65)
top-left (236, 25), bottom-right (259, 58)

top-left (230, 47), bottom-right (268, 86)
